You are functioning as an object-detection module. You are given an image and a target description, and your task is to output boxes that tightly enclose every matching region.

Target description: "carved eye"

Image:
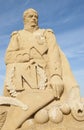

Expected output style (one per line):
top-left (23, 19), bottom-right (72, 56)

top-left (26, 14), bottom-right (32, 18)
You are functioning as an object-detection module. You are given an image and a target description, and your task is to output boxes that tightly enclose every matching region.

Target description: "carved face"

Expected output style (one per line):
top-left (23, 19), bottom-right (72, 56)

top-left (24, 10), bottom-right (38, 27)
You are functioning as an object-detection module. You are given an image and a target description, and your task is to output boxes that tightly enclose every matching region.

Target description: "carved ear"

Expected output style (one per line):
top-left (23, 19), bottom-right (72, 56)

top-left (0, 111), bottom-right (7, 129)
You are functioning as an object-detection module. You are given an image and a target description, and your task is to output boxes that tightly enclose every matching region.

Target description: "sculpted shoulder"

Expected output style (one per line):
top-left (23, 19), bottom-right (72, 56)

top-left (36, 28), bottom-right (53, 34)
top-left (43, 29), bottom-right (54, 38)
top-left (11, 31), bottom-right (18, 37)
top-left (44, 28), bottom-right (54, 35)
top-left (46, 29), bottom-right (54, 33)
top-left (11, 30), bottom-right (24, 37)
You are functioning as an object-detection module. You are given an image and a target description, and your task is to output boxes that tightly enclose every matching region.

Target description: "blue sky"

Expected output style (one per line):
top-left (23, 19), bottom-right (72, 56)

top-left (0, 0), bottom-right (84, 96)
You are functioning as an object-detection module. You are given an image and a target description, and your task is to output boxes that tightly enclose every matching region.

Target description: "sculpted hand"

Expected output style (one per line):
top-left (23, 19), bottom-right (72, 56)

top-left (66, 87), bottom-right (84, 121)
top-left (50, 76), bottom-right (64, 99)
top-left (16, 52), bottom-right (30, 63)
top-left (68, 99), bottom-right (84, 121)
top-left (67, 87), bottom-right (82, 109)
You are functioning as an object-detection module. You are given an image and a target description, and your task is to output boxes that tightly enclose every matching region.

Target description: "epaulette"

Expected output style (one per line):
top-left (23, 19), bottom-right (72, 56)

top-left (11, 31), bottom-right (18, 37)
top-left (46, 29), bottom-right (53, 33)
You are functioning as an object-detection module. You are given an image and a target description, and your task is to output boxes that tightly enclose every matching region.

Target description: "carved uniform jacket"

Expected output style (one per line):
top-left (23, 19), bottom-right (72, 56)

top-left (5, 29), bottom-right (62, 91)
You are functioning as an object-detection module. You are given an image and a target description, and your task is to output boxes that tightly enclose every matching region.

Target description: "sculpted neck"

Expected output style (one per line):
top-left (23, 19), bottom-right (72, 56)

top-left (24, 24), bottom-right (39, 32)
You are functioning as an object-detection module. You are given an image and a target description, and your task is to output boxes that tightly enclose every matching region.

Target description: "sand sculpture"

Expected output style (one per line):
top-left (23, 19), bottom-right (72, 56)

top-left (0, 8), bottom-right (84, 130)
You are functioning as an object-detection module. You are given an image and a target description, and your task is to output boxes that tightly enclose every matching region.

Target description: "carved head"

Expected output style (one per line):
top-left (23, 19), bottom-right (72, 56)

top-left (23, 8), bottom-right (39, 30)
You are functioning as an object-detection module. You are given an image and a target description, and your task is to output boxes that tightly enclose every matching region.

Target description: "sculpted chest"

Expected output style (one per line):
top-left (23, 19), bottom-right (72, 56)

top-left (18, 30), bottom-right (48, 55)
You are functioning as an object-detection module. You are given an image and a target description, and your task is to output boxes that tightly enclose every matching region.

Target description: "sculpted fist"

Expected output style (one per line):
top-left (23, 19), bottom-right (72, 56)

top-left (50, 76), bottom-right (64, 99)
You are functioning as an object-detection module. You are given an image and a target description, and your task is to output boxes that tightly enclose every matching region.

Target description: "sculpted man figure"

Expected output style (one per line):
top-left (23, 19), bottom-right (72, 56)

top-left (4, 8), bottom-right (64, 98)
top-left (1, 8), bottom-right (84, 130)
